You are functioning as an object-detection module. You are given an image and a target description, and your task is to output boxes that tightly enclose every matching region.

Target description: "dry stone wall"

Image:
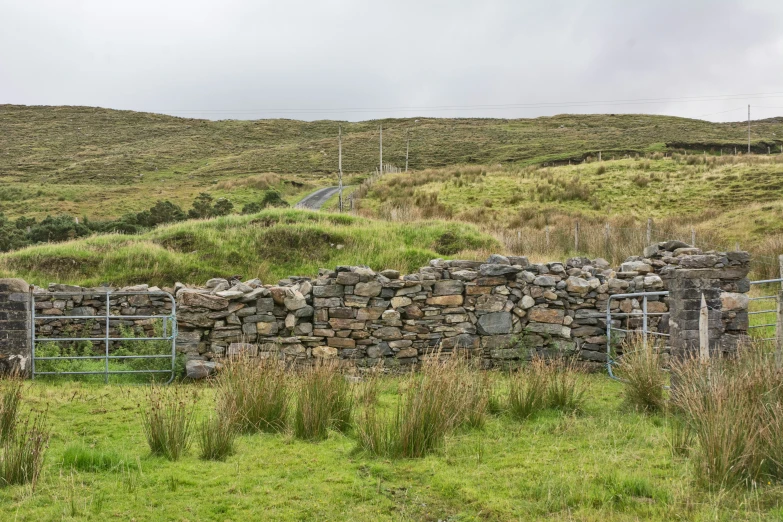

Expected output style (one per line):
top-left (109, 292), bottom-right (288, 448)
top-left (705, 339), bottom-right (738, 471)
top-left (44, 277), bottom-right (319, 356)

top-left (1, 242), bottom-right (750, 377)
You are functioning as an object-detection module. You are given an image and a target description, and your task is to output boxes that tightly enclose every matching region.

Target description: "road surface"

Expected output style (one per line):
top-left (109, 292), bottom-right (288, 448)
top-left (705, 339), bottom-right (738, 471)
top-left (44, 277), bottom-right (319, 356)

top-left (295, 186), bottom-right (340, 210)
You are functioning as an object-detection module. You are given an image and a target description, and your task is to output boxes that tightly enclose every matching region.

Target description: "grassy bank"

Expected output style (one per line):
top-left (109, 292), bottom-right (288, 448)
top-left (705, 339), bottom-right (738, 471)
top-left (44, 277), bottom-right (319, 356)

top-left (359, 155), bottom-right (783, 275)
top-left (0, 209), bottom-right (498, 287)
top-left (3, 374), bottom-right (783, 521)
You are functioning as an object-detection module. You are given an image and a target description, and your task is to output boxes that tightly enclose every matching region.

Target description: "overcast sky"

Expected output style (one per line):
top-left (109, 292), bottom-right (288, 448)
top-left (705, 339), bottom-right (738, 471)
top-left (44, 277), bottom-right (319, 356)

top-left (1, 0), bottom-right (782, 122)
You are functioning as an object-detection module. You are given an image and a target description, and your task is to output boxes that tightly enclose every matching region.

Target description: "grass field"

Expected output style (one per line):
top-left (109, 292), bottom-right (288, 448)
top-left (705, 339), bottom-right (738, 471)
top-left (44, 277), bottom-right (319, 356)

top-left (2, 373), bottom-right (783, 522)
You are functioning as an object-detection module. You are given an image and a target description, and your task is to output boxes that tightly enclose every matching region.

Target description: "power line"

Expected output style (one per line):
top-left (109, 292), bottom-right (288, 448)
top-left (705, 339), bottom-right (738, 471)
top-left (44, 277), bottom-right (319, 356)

top-left (697, 107), bottom-right (746, 118)
top-left (134, 90), bottom-right (783, 115)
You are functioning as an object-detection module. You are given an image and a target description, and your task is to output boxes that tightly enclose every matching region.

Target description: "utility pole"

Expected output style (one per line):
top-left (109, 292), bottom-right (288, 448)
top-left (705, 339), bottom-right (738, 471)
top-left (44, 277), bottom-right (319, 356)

top-left (379, 124), bottom-right (383, 174)
top-left (338, 125), bottom-right (343, 212)
top-left (405, 130), bottom-right (409, 172)
top-left (748, 105), bottom-right (751, 154)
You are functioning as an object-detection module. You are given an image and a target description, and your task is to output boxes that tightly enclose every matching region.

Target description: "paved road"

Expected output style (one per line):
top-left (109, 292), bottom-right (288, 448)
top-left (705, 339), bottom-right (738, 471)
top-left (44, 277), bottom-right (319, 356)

top-left (295, 186), bottom-right (340, 210)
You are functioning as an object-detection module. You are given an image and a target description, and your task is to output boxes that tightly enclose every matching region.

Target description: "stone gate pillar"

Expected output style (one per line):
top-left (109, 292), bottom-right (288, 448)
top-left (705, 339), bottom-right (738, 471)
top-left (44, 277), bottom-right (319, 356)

top-left (663, 252), bottom-right (750, 359)
top-left (0, 279), bottom-right (31, 375)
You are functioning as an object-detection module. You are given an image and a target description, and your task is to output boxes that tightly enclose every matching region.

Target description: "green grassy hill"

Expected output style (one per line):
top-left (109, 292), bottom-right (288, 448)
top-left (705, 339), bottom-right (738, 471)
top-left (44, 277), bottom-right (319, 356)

top-left (0, 209), bottom-right (498, 286)
top-left (2, 105), bottom-right (782, 219)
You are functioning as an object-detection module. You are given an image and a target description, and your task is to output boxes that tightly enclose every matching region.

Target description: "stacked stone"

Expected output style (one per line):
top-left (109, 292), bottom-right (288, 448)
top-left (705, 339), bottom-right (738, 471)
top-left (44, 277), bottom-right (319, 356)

top-left (662, 249), bottom-right (751, 358)
top-left (310, 266), bottom-right (418, 366)
top-left (177, 276), bottom-right (327, 365)
top-left (33, 283), bottom-right (172, 341)
top-left (0, 279), bottom-right (30, 374)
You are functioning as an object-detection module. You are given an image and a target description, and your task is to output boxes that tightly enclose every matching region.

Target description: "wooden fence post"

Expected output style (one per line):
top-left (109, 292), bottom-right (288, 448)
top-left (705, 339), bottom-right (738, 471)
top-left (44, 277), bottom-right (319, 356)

top-left (779, 255), bottom-right (783, 289)
top-left (574, 221), bottom-right (579, 252)
top-left (691, 227), bottom-right (696, 247)
top-left (545, 226), bottom-right (550, 251)
top-left (646, 218), bottom-right (652, 244)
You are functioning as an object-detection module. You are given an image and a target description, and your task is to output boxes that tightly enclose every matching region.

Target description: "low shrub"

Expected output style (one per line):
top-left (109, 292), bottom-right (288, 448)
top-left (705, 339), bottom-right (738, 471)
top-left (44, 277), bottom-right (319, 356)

top-left (140, 386), bottom-right (194, 461)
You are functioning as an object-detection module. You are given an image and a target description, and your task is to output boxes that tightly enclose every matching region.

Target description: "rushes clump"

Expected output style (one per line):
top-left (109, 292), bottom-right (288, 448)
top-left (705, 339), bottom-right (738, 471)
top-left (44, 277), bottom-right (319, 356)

top-left (293, 362), bottom-right (353, 441)
top-left (454, 360), bottom-right (492, 430)
top-left (140, 385), bottom-right (194, 461)
top-left (508, 356), bottom-right (587, 420)
top-left (508, 358), bottom-right (548, 420)
top-left (0, 411), bottom-right (50, 489)
top-left (615, 336), bottom-right (666, 412)
top-left (0, 377), bottom-right (22, 441)
top-left (216, 357), bottom-right (289, 434)
top-left (544, 358), bottom-right (587, 413)
top-left (669, 344), bottom-right (783, 487)
top-left (357, 355), bottom-right (470, 459)
top-left (198, 413), bottom-right (237, 461)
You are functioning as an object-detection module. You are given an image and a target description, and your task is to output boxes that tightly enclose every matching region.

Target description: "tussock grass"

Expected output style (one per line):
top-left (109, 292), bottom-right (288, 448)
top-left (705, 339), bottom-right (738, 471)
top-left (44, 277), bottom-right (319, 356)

top-left (453, 360), bottom-right (493, 430)
top-left (293, 362), bottom-right (354, 441)
top-left (0, 411), bottom-right (49, 489)
top-left (61, 444), bottom-right (126, 472)
top-left (508, 358), bottom-right (549, 420)
top-left (670, 344), bottom-right (783, 487)
top-left (216, 357), bottom-right (289, 434)
top-left (357, 355), bottom-right (485, 459)
top-left (139, 386), bottom-right (194, 461)
top-left (507, 357), bottom-right (587, 419)
top-left (0, 377), bottom-right (22, 441)
top-left (544, 358), bottom-right (587, 413)
top-left (616, 335), bottom-right (666, 412)
top-left (198, 413), bottom-right (237, 461)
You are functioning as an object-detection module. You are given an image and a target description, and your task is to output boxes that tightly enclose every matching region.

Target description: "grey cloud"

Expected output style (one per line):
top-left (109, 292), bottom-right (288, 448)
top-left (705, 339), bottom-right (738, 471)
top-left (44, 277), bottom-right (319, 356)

top-left (0, 0), bottom-right (781, 122)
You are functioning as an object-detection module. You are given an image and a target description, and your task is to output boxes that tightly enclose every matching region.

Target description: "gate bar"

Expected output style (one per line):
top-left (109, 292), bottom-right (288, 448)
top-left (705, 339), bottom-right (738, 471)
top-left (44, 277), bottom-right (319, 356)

top-left (606, 291), bottom-right (669, 381)
top-left (31, 290), bottom-right (177, 384)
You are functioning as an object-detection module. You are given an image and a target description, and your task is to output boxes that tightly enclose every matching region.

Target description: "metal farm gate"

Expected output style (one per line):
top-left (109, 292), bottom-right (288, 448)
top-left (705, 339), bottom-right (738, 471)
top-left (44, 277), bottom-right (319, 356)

top-left (605, 278), bottom-right (783, 380)
top-left (605, 291), bottom-right (670, 380)
top-left (31, 290), bottom-right (177, 383)
top-left (748, 278), bottom-right (783, 343)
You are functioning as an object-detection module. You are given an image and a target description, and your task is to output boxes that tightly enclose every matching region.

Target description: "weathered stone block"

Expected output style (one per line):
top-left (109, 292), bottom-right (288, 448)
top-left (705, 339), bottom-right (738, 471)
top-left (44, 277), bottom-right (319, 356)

top-left (327, 337), bottom-right (356, 348)
top-left (180, 291), bottom-right (229, 310)
top-left (477, 312), bottom-right (513, 335)
top-left (426, 295), bottom-right (464, 306)
top-left (528, 308), bottom-right (564, 324)
top-left (433, 280), bottom-right (464, 296)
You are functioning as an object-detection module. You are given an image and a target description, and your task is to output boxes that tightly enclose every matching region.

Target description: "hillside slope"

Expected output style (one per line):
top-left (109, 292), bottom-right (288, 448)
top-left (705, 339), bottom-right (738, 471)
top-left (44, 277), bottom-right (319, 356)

top-left (3, 105), bottom-right (782, 184)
